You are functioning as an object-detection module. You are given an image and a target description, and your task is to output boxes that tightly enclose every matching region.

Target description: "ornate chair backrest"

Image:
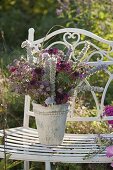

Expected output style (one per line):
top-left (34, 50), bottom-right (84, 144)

top-left (22, 28), bottom-right (113, 128)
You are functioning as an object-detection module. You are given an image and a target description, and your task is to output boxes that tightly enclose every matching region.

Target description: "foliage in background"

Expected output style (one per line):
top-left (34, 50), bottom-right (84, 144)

top-left (0, 0), bottom-right (61, 50)
top-left (57, 0), bottom-right (113, 39)
top-left (0, 154), bottom-right (22, 170)
top-left (57, 0), bottom-right (113, 105)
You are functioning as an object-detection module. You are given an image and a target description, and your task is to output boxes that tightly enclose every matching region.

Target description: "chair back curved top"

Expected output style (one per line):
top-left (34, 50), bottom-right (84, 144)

top-left (23, 27), bottom-right (113, 127)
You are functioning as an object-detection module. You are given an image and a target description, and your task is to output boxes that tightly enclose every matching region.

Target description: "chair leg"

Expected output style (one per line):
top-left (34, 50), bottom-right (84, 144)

top-left (24, 161), bottom-right (29, 170)
top-left (45, 161), bottom-right (51, 170)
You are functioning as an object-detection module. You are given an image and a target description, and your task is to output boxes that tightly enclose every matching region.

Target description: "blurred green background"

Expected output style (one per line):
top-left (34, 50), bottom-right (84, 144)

top-left (0, 0), bottom-right (113, 169)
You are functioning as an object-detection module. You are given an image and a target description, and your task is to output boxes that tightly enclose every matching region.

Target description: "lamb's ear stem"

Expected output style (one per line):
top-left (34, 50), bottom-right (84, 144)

top-left (41, 25), bottom-right (65, 50)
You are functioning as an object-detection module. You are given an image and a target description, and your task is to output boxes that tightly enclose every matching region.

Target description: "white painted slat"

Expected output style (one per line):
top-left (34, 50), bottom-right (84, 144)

top-left (1, 127), bottom-right (113, 142)
top-left (1, 142), bottom-right (99, 150)
top-left (0, 147), bottom-right (106, 157)
top-left (0, 141), bottom-right (105, 153)
top-left (0, 149), bottom-right (108, 164)
top-left (3, 131), bottom-right (113, 141)
top-left (0, 127), bottom-right (104, 138)
top-left (0, 145), bottom-right (106, 155)
top-left (67, 116), bottom-right (113, 121)
top-left (3, 138), bottom-right (105, 147)
top-left (5, 136), bottom-right (96, 144)
top-left (0, 151), bottom-right (112, 163)
top-left (4, 133), bottom-right (96, 142)
top-left (5, 135), bottom-right (97, 143)
top-left (3, 142), bottom-right (98, 150)
top-left (5, 137), bottom-right (97, 146)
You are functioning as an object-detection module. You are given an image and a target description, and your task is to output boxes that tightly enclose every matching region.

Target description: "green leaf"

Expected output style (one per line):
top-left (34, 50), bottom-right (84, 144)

top-left (0, 154), bottom-right (11, 169)
top-left (7, 160), bottom-right (22, 169)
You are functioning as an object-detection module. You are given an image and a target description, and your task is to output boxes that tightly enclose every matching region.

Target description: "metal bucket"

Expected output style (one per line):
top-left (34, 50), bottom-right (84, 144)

top-left (32, 102), bottom-right (69, 145)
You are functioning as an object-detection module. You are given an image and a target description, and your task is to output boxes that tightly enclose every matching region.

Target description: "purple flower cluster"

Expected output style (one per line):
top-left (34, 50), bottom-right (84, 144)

top-left (56, 0), bottom-right (70, 16)
top-left (55, 91), bottom-right (69, 104)
top-left (103, 105), bottom-right (113, 126)
top-left (8, 59), bottom-right (51, 104)
top-left (48, 48), bottom-right (58, 55)
top-left (56, 60), bottom-right (72, 72)
top-left (8, 46), bottom-right (105, 106)
top-left (104, 105), bottom-right (113, 116)
top-left (106, 146), bottom-right (113, 167)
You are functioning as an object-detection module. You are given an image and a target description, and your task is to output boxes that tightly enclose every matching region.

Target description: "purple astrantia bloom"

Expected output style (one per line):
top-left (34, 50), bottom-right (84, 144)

top-left (30, 79), bottom-right (36, 85)
top-left (106, 145), bottom-right (113, 157)
top-left (55, 91), bottom-right (69, 104)
top-left (56, 60), bottom-right (72, 72)
top-left (32, 67), bottom-right (44, 77)
top-left (71, 71), bottom-right (80, 80)
top-left (48, 48), bottom-right (58, 55)
top-left (104, 106), bottom-right (113, 116)
top-left (9, 66), bottom-right (17, 73)
top-left (106, 146), bottom-right (113, 167)
top-left (103, 105), bottom-right (113, 126)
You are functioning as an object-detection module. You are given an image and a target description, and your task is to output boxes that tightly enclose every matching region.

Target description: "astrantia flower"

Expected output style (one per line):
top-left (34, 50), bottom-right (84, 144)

top-left (33, 67), bottom-right (44, 75)
top-left (56, 60), bottom-right (72, 72)
top-left (103, 105), bottom-right (113, 127)
top-left (9, 66), bottom-right (17, 73)
top-left (71, 71), bottom-right (79, 79)
top-left (30, 79), bottom-right (37, 85)
top-left (104, 105), bottom-right (113, 116)
top-left (48, 48), bottom-right (58, 55)
top-left (55, 91), bottom-right (69, 104)
top-left (106, 145), bottom-right (113, 167)
top-left (106, 145), bottom-right (113, 157)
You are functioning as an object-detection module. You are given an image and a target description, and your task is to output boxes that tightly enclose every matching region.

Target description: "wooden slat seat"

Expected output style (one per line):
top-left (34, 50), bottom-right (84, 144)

top-left (0, 127), bottom-right (113, 163)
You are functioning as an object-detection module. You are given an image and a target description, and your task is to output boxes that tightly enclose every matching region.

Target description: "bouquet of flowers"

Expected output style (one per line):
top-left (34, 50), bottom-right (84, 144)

top-left (8, 41), bottom-right (105, 106)
top-left (7, 40), bottom-right (108, 145)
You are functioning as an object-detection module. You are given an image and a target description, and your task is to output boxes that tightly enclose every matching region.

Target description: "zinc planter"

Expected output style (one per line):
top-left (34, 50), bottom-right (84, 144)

top-left (32, 102), bottom-right (69, 145)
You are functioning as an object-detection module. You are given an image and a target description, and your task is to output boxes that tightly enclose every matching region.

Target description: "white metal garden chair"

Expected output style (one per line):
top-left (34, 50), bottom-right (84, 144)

top-left (0, 28), bottom-right (113, 170)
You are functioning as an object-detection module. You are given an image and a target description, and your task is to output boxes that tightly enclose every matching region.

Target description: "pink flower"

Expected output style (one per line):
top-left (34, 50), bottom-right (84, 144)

top-left (108, 120), bottom-right (113, 126)
top-left (48, 48), bottom-right (58, 55)
top-left (106, 146), bottom-right (113, 167)
top-left (103, 105), bottom-right (113, 126)
top-left (9, 66), bottom-right (17, 72)
top-left (106, 146), bottom-right (113, 157)
top-left (56, 61), bottom-right (71, 72)
top-left (104, 106), bottom-right (113, 115)
top-left (111, 163), bottom-right (113, 167)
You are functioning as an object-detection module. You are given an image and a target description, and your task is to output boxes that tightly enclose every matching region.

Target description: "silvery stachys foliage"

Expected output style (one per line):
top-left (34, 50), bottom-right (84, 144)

top-left (76, 85), bottom-right (104, 93)
top-left (48, 57), bottom-right (57, 100)
top-left (85, 64), bottom-right (107, 78)
top-left (65, 46), bottom-right (73, 60)
top-left (42, 52), bottom-right (50, 82)
top-left (76, 41), bottom-right (90, 62)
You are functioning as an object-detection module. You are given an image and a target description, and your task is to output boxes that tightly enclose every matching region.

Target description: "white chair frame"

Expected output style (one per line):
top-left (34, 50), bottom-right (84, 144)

top-left (0, 28), bottom-right (113, 170)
